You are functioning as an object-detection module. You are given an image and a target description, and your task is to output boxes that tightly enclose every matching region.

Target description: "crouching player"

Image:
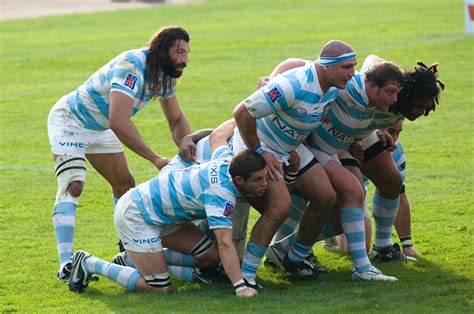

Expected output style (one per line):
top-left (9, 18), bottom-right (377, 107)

top-left (67, 133), bottom-right (268, 297)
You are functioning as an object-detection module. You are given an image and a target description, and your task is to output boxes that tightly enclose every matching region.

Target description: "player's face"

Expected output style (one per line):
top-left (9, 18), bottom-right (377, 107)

top-left (370, 80), bottom-right (400, 112)
top-left (326, 58), bottom-right (357, 89)
top-left (384, 122), bottom-right (403, 142)
top-left (163, 39), bottom-right (190, 78)
top-left (403, 97), bottom-right (434, 121)
top-left (240, 168), bottom-right (268, 197)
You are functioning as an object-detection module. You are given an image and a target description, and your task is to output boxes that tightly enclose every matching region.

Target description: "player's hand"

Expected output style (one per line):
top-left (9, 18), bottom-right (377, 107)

top-left (179, 135), bottom-right (197, 162)
top-left (236, 287), bottom-right (258, 297)
top-left (348, 143), bottom-right (364, 163)
top-left (151, 156), bottom-right (170, 170)
top-left (263, 152), bottom-right (283, 181)
top-left (257, 76), bottom-right (270, 88)
top-left (283, 150), bottom-right (300, 173)
top-left (376, 130), bottom-right (397, 152)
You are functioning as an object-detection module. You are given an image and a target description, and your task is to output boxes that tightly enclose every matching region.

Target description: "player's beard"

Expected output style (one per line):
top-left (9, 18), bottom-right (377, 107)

top-left (162, 59), bottom-right (186, 78)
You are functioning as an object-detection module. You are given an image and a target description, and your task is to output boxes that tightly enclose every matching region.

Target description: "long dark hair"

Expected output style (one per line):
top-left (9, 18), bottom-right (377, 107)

top-left (146, 26), bottom-right (190, 98)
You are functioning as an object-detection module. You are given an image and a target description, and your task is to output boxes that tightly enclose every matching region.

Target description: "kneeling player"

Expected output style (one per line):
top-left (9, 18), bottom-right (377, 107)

top-left (67, 134), bottom-right (268, 297)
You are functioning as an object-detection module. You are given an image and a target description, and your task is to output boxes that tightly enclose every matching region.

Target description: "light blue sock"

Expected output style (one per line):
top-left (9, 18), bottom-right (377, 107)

top-left (83, 255), bottom-right (141, 291)
top-left (52, 201), bottom-right (76, 272)
top-left (372, 192), bottom-right (400, 249)
top-left (287, 239), bottom-right (311, 263)
top-left (168, 266), bottom-right (194, 282)
top-left (241, 242), bottom-right (266, 279)
top-left (340, 207), bottom-right (371, 273)
top-left (163, 249), bottom-right (197, 267)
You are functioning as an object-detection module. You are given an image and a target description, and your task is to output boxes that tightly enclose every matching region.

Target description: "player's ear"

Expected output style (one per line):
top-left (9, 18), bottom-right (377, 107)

top-left (233, 175), bottom-right (245, 186)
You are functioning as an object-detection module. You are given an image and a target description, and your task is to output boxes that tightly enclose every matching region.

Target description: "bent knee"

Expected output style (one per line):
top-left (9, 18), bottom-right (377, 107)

top-left (67, 181), bottom-right (83, 197)
top-left (113, 173), bottom-right (136, 197)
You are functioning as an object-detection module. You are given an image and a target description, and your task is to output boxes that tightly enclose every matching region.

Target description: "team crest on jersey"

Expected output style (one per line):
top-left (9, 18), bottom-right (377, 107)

top-left (124, 73), bottom-right (138, 90)
top-left (267, 87), bottom-right (282, 102)
top-left (223, 202), bottom-right (234, 217)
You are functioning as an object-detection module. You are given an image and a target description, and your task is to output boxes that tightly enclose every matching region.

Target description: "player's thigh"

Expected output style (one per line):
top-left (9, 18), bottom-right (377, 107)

top-left (161, 223), bottom-right (211, 253)
top-left (324, 160), bottom-right (364, 203)
top-left (86, 152), bottom-right (134, 188)
top-left (360, 150), bottom-right (402, 197)
top-left (293, 163), bottom-right (334, 204)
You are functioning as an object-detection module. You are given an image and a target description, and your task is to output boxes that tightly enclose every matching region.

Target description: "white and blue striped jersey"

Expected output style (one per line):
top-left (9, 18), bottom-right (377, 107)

top-left (66, 48), bottom-right (176, 131)
top-left (244, 61), bottom-right (339, 158)
top-left (131, 146), bottom-right (236, 229)
top-left (308, 72), bottom-right (376, 154)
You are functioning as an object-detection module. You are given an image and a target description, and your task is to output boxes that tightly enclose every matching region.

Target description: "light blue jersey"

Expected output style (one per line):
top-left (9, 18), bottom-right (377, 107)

top-left (66, 48), bottom-right (176, 131)
top-left (244, 61), bottom-right (339, 158)
top-left (131, 146), bottom-right (236, 229)
top-left (308, 72), bottom-right (376, 154)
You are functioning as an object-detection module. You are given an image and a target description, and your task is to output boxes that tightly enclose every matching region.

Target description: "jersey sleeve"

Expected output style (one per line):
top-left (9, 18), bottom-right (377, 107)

top-left (211, 145), bottom-right (234, 161)
top-left (244, 73), bottom-right (297, 119)
top-left (110, 59), bottom-right (144, 99)
top-left (202, 189), bottom-right (235, 230)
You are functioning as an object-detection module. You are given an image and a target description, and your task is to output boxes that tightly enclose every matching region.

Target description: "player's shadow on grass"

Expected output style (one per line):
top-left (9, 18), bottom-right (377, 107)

top-left (71, 252), bottom-right (471, 311)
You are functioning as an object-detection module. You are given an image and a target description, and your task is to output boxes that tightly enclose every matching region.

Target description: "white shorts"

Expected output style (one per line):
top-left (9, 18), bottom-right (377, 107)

top-left (232, 127), bottom-right (316, 172)
top-left (48, 96), bottom-right (123, 156)
top-left (114, 190), bottom-right (184, 253)
top-left (307, 146), bottom-right (340, 167)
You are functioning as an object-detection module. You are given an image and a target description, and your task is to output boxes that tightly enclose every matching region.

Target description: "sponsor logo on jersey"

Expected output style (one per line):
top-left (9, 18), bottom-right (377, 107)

top-left (267, 87), bottom-right (282, 102)
top-left (210, 166), bottom-right (219, 184)
top-left (124, 73), bottom-right (138, 90)
top-left (223, 201), bottom-right (234, 217)
top-left (271, 116), bottom-right (309, 140)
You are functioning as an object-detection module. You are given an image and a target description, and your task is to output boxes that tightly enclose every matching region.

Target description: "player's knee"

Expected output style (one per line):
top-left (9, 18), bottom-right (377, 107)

top-left (113, 173), bottom-right (135, 198)
top-left (67, 181), bottom-right (83, 197)
top-left (190, 235), bottom-right (217, 268)
top-left (266, 194), bottom-right (291, 223)
top-left (379, 172), bottom-right (403, 197)
top-left (195, 248), bottom-right (220, 269)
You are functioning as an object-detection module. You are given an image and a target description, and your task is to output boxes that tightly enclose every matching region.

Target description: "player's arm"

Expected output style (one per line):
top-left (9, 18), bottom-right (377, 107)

top-left (362, 55), bottom-right (385, 69)
top-left (208, 119), bottom-right (237, 153)
top-left (160, 95), bottom-right (193, 160)
top-left (258, 58), bottom-right (306, 87)
top-left (213, 228), bottom-right (257, 297)
top-left (179, 128), bottom-right (213, 161)
top-left (109, 91), bottom-right (168, 170)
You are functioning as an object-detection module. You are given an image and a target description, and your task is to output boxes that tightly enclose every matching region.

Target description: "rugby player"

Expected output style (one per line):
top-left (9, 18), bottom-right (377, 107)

top-left (48, 26), bottom-right (195, 280)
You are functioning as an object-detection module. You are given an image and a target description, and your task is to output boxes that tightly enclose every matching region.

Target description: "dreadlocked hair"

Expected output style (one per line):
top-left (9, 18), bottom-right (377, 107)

top-left (392, 61), bottom-right (445, 116)
top-left (146, 26), bottom-right (190, 99)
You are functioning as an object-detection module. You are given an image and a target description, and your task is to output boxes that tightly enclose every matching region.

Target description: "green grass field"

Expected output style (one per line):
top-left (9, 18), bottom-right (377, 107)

top-left (1, 0), bottom-right (473, 312)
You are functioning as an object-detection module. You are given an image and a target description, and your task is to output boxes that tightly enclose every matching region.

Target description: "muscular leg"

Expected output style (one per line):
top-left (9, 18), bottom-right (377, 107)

top-left (86, 152), bottom-right (135, 199)
top-left (325, 161), bottom-right (371, 273)
top-left (292, 163), bottom-right (336, 246)
top-left (395, 192), bottom-right (419, 257)
top-left (241, 179), bottom-right (291, 279)
top-left (52, 154), bottom-right (86, 278)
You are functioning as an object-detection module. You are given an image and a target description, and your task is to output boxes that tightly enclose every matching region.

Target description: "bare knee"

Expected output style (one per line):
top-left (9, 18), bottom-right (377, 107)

top-left (67, 181), bottom-right (83, 197)
top-left (377, 172), bottom-right (402, 198)
top-left (195, 247), bottom-right (220, 269)
top-left (113, 173), bottom-right (135, 198)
